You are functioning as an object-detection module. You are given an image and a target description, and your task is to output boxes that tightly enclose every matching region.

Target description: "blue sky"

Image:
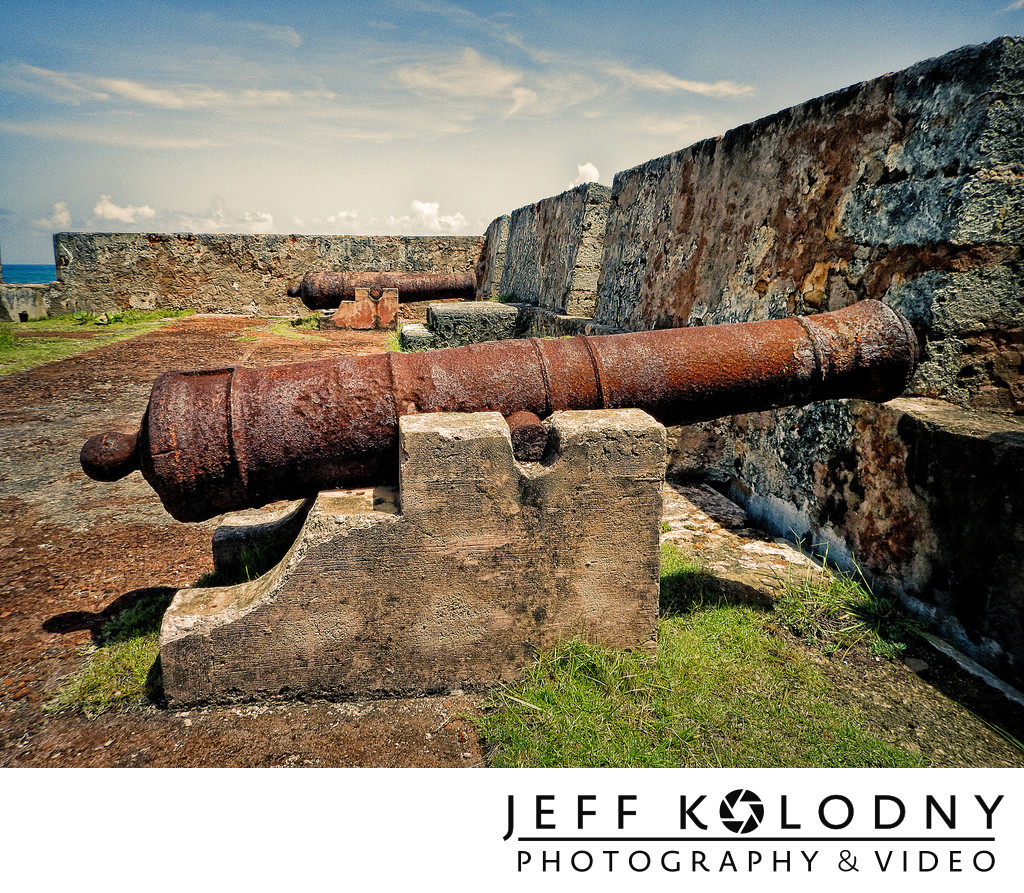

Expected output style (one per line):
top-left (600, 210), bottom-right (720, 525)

top-left (1, 0), bottom-right (1020, 262)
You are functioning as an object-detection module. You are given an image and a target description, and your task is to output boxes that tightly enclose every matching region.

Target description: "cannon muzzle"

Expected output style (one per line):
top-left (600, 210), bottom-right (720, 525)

top-left (81, 300), bottom-right (918, 522)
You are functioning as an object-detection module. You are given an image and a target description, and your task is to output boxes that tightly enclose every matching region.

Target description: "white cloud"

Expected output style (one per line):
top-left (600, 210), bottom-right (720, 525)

top-left (0, 118), bottom-right (222, 149)
top-left (608, 64), bottom-right (754, 98)
top-left (633, 113), bottom-right (715, 138)
top-left (396, 47), bottom-right (523, 100)
top-left (11, 64), bottom-right (307, 111)
top-left (243, 211), bottom-right (274, 233)
top-left (508, 86), bottom-right (539, 115)
top-left (394, 47), bottom-right (603, 118)
top-left (78, 197), bottom-right (272, 235)
top-left (1005, 1), bottom-right (1024, 10)
top-left (32, 201), bottom-right (72, 230)
top-left (92, 77), bottom-right (211, 110)
top-left (194, 12), bottom-right (302, 48)
top-left (569, 162), bottom-right (600, 188)
top-left (92, 77), bottom-right (300, 110)
top-left (163, 204), bottom-right (228, 232)
top-left (324, 210), bottom-right (364, 233)
top-left (410, 1), bottom-right (546, 64)
top-left (7, 64), bottom-right (109, 105)
top-left (387, 200), bottom-right (469, 233)
top-left (93, 195), bottom-right (156, 224)
top-left (241, 21), bottom-right (302, 48)
top-left (327, 210), bottom-right (360, 224)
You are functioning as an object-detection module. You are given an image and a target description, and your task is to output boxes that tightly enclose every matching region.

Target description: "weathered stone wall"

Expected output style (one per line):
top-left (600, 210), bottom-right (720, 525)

top-left (475, 215), bottom-right (510, 299)
top-left (52, 232), bottom-right (483, 316)
top-left (645, 39), bottom-right (1024, 686)
top-left (670, 396), bottom-right (1024, 686)
top-left (499, 182), bottom-right (612, 317)
top-left (667, 41), bottom-right (1024, 687)
top-left (596, 38), bottom-right (1024, 415)
top-left (0, 283), bottom-right (53, 322)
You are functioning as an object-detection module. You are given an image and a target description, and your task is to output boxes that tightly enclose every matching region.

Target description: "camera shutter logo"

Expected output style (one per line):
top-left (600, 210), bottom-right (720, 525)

top-left (720, 789), bottom-right (765, 834)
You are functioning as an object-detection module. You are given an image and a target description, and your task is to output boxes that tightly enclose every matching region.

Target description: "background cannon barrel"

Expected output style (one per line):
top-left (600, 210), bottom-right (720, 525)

top-left (288, 270), bottom-right (477, 309)
top-left (80, 300), bottom-right (918, 522)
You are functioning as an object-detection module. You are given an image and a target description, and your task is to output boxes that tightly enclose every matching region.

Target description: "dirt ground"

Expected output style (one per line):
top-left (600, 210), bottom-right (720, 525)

top-left (0, 312), bottom-right (483, 767)
top-left (2, 311), bottom-right (1023, 767)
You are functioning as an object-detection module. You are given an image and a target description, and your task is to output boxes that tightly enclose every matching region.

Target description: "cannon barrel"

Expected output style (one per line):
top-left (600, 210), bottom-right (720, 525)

top-left (288, 270), bottom-right (477, 309)
top-left (80, 300), bottom-right (918, 523)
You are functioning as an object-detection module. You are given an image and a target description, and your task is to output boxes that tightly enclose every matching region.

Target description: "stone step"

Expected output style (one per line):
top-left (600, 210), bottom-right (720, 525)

top-left (401, 300), bottom-right (524, 350)
top-left (400, 299), bottom-right (615, 350)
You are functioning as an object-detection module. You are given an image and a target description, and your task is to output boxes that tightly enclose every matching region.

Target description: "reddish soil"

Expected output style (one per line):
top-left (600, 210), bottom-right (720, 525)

top-left (0, 314), bottom-right (483, 767)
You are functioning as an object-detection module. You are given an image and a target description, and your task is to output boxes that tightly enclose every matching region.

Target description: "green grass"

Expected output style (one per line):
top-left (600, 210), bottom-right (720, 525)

top-left (0, 309), bottom-right (194, 374)
top-left (192, 539), bottom-right (290, 588)
top-left (46, 590), bottom-right (174, 716)
top-left (473, 542), bottom-right (928, 768)
top-left (47, 531), bottom-right (295, 714)
top-left (267, 315), bottom-right (329, 339)
top-left (773, 563), bottom-right (916, 659)
top-left (29, 308), bottom-right (193, 331)
top-left (659, 539), bottom-right (716, 614)
top-left (289, 313), bottom-right (322, 330)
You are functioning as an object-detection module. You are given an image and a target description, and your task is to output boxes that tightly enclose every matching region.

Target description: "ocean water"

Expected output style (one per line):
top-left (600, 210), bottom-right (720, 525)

top-left (2, 264), bottom-right (57, 284)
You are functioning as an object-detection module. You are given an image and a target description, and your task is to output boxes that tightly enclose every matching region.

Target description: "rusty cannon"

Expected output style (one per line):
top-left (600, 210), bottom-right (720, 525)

top-left (288, 270), bottom-right (477, 309)
top-left (80, 300), bottom-right (918, 523)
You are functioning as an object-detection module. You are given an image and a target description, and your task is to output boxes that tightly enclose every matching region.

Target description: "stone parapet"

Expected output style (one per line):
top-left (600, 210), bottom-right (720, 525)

top-left (476, 214), bottom-right (510, 300)
top-left (403, 300), bottom-right (526, 350)
top-left (53, 232), bottom-right (483, 317)
top-left (560, 36), bottom-right (1024, 691)
top-left (498, 182), bottom-right (611, 317)
top-left (160, 409), bottom-right (665, 705)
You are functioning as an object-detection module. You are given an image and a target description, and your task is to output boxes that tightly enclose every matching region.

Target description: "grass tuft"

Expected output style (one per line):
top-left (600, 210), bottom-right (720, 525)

top-left (268, 316), bottom-right (329, 339)
top-left (46, 590), bottom-right (173, 715)
top-left (477, 638), bottom-right (677, 767)
top-left (97, 591), bottom-right (174, 647)
top-left (773, 564), bottom-right (915, 659)
top-left (290, 313), bottom-right (321, 330)
top-left (192, 540), bottom-right (287, 588)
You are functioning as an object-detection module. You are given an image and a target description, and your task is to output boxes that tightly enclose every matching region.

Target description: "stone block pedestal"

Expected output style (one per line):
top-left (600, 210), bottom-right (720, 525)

top-left (322, 286), bottom-right (398, 329)
top-left (160, 409), bottom-right (666, 705)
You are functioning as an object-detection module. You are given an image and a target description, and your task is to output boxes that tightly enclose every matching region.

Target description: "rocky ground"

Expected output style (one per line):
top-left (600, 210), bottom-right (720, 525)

top-left (1, 311), bottom-right (1023, 767)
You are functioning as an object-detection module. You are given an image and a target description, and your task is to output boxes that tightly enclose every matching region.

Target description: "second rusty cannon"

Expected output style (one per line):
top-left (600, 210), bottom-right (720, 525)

top-left (288, 270), bottom-right (477, 309)
top-left (80, 299), bottom-right (918, 523)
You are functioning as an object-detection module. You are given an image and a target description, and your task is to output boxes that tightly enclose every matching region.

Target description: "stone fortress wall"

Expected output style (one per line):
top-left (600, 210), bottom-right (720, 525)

top-left (3, 37), bottom-right (1023, 689)
top-left (1, 233), bottom-right (482, 320)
